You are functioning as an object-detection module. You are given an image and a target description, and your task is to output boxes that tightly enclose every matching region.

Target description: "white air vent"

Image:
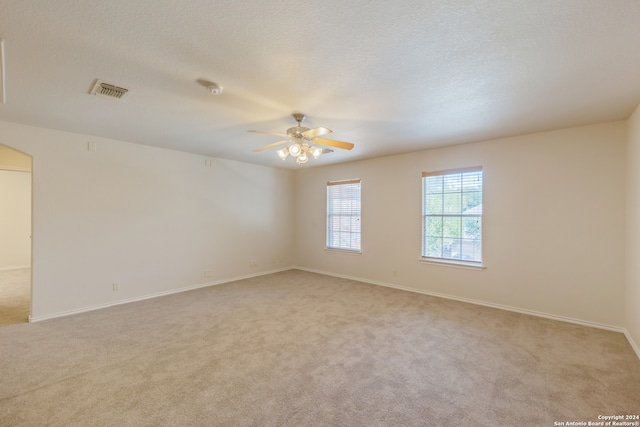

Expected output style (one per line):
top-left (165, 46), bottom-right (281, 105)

top-left (89, 79), bottom-right (131, 100)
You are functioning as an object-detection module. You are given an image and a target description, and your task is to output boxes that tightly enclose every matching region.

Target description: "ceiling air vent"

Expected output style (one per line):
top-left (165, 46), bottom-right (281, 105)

top-left (89, 79), bottom-right (131, 100)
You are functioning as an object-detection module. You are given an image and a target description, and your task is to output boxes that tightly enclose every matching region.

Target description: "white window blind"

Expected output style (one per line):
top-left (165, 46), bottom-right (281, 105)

top-left (422, 167), bottom-right (483, 264)
top-left (327, 179), bottom-right (361, 252)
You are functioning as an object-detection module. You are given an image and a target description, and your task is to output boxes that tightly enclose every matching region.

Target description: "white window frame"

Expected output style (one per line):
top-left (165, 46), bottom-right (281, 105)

top-left (326, 179), bottom-right (361, 253)
top-left (421, 167), bottom-right (483, 268)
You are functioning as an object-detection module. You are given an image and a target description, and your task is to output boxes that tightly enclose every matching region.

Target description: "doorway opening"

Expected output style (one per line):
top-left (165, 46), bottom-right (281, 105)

top-left (0, 144), bottom-right (32, 326)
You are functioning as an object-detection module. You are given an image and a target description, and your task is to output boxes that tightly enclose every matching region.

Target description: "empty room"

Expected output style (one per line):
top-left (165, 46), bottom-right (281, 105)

top-left (1, 1), bottom-right (639, 426)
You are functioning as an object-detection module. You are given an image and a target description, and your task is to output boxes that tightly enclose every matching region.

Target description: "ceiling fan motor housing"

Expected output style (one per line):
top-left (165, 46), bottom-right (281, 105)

top-left (287, 126), bottom-right (310, 139)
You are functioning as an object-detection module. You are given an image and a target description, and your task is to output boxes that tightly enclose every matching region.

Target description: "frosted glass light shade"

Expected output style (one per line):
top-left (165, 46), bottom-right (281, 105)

top-left (311, 146), bottom-right (322, 159)
top-left (289, 143), bottom-right (302, 157)
top-left (296, 151), bottom-right (309, 164)
top-left (277, 148), bottom-right (289, 160)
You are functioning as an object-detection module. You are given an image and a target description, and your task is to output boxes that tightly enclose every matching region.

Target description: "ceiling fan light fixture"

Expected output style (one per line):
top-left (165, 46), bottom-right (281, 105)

top-left (311, 146), bottom-right (322, 159)
top-left (297, 151), bottom-right (309, 164)
top-left (277, 147), bottom-right (289, 160)
top-left (248, 113), bottom-right (354, 165)
top-left (289, 143), bottom-right (302, 157)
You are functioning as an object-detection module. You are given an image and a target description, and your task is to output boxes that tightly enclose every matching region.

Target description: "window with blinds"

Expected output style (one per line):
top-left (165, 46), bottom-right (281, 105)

top-left (327, 179), bottom-right (361, 252)
top-left (422, 167), bottom-right (483, 264)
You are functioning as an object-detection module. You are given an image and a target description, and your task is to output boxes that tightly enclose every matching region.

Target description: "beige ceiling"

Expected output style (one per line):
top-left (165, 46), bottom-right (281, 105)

top-left (1, 0), bottom-right (639, 169)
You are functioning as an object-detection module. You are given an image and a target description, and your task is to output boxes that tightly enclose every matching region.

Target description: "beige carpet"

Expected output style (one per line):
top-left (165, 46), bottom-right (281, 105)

top-left (1, 270), bottom-right (638, 426)
top-left (0, 268), bottom-right (30, 326)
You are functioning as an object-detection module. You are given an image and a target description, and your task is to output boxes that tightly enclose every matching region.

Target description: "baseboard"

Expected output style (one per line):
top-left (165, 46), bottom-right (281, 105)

top-left (293, 266), bottom-right (628, 334)
top-left (0, 265), bottom-right (30, 271)
top-left (28, 266), bottom-right (293, 323)
top-left (624, 330), bottom-right (640, 360)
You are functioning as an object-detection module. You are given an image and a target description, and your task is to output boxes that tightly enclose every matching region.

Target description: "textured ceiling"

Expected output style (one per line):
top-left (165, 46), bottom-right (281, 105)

top-left (1, 0), bottom-right (639, 169)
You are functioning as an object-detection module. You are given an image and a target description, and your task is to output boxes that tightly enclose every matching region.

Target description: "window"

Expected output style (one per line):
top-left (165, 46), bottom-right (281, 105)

top-left (327, 179), bottom-right (361, 252)
top-left (422, 167), bottom-right (483, 265)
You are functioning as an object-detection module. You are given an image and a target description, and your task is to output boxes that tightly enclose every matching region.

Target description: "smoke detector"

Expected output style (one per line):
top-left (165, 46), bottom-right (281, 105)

top-left (89, 79), bottom-right (132, 100)
top-left (197, 79), bottom-right (224, 95)
top-left (205, 82), bottom-right (223, 95)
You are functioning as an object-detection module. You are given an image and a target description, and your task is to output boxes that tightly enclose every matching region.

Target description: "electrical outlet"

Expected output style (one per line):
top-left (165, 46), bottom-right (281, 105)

top-left (204, 270), bottom-right (212, 278)
top-left (249, 260), bottom-right (257, 268)
top-left (112, 282), bottom-right (119, 291)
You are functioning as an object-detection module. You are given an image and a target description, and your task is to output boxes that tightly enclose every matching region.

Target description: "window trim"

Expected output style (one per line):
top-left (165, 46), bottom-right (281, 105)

top-left (421, 167), bottom-right (484, 267)
top-left (419, 257), bottom-right (485, 270)
top-left (326, 178), bottom-right (362, 253)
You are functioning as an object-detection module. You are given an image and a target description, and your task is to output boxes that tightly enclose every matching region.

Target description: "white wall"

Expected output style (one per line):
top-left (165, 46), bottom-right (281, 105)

top-left (295, 121), bottom-right (627, 328)
top-left (626, 105), bottom-right (640, 352)
top-left (0, 120), bottom-right (294, 320)
top-left (0, 170), bottom-right (31, 269)
top-left (0, 116), bottom-right (632, 333)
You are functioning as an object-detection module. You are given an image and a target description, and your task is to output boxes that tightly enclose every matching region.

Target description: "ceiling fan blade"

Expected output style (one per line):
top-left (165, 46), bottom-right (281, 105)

top-left (312, 138), bottom-right (354, 151)
top-left (302, 127), bottom-right (332, 139)
top-left (320, 148), bottom-right (334, 154)
top-left (252, 140), bottom-right (289, 152)
top-left (248, 130), bottom-right (290, 138)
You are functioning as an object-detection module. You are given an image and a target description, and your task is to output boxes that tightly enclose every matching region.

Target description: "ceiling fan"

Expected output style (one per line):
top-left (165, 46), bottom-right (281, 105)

top-left (249, 113), bottom-right (354, 164)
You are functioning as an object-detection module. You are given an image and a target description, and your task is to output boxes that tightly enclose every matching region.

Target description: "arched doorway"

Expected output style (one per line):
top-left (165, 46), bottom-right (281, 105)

top-left (0, 144), bottom-right (32, 325)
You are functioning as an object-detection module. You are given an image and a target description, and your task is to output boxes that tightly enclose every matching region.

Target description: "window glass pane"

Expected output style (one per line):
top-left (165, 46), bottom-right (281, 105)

top-left (443, 217), bottom-right (461, 238)
top-left (462, 171), bottom-right (482, 191)
top-left (443, 192), bottom-right (461, 214)
top-left (426, 194), bottom-right (443, 215)
top-left (425, 176), bottom-right (443, 194)
top-left (424, 236), bottom-right (442, 258)
top-left (459, 238), bottom-right (482, 262)
top-left (462, 191), bottom-right (482, 212)
top-left (462, 217), bottom-right (481, 239)
top-left (443, 237), bottom-right (459, 259)
top-left (425, 216), bottom-right (443, 237)
top-left (349, 216), bottom-right (361, 232)
top-left (443, 174), bottom-right (461, 192)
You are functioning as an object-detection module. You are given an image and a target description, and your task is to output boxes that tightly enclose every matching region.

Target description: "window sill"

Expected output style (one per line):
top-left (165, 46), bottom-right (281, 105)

top-left (325, 248), bottom-right (362, 255)
top-left (419, 257), bottom-right (485, 270)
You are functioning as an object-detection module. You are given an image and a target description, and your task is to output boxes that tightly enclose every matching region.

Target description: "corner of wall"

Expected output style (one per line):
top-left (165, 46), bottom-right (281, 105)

top-left (625, 103), bottom-right (640, 358)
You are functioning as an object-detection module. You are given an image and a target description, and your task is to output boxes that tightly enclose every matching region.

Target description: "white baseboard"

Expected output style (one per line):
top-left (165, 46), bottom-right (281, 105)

top-left (624, 330), bottom-right (640, 360)
top-left (28, 267), bottom-right (293, 323)
top-left (294, 266), bottom-right (634, 340)
top-left (0, 265), bottom-right (30, 271)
